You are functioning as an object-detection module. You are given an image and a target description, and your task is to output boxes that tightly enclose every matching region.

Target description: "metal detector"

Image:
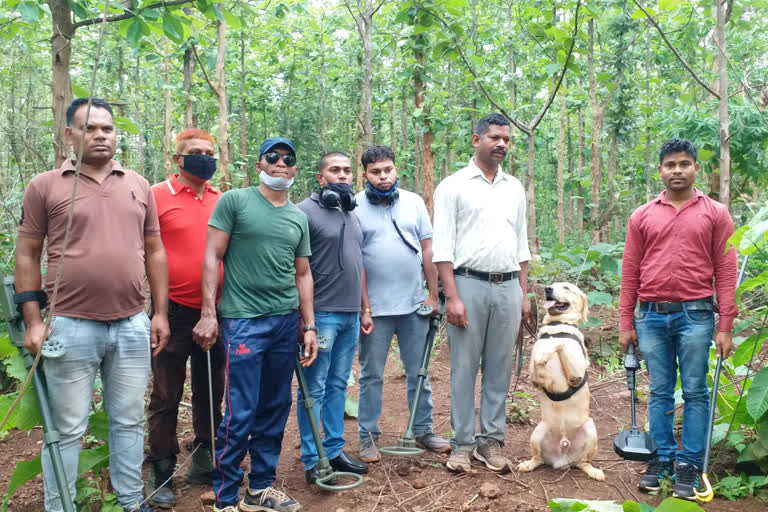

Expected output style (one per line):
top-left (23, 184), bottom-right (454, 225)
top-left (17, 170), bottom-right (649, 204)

top-left (379, 291), bottom-right (445, 457)
top-left (294, 346), bottom-right (364, 491)
top-left (614, 343), bottom-right (658, 461)
top-left (695, 354), bottom-right (723, 502)
top-left (1, 277), bottom-right (75, 512)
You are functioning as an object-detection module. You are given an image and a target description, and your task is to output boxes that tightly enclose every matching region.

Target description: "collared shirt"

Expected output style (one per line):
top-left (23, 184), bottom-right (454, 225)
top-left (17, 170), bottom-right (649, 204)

top-left (432, 158), bottom-right (531, 272)
top-left (618, 188), bottom-right (738, 331)
top-left (17, 159), bottom-right (160, 321)
top-left (152, 174), bottom-right (222, 309)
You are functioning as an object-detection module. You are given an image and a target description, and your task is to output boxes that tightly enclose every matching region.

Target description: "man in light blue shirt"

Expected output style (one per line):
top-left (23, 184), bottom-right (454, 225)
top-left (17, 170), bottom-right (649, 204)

top-left (354, 145), bottom-right (450, 462)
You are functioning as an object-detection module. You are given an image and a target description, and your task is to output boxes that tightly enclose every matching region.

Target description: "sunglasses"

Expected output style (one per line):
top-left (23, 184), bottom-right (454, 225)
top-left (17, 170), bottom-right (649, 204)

top-left (264, 151), bottom-right (296, 167)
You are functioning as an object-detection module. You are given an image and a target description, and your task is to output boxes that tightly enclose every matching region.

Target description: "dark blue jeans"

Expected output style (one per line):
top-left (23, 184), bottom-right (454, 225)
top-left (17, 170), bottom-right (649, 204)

top-left (635, 304), bottom-right (714, 466)
top-left (212, 313), bottom-right (298, 508)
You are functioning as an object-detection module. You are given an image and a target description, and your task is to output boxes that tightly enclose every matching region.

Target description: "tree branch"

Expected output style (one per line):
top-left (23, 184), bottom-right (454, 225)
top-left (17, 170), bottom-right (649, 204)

top-left (529, 0), bottom-right (581, 131)
top-left (192, 44), bottom-right (219, 98)
top-left (631, 0), bottom-right (720, 99)
top-left (72, 0), bottom-right (194, 29)
top-left (371, 0), bottom-right (386, 17)
top-left (343, 0), bottom-right (365, 42)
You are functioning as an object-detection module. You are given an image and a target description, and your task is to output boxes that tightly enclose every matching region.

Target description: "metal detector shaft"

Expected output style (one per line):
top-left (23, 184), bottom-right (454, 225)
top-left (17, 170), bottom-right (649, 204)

top-left (702, 355), bottom-right (723, 473)
top-left (206, 350), bottom-right (216, 459)
top-left (1, 277), bottom-right (74, 512)
top-left (294, 349), bottom-right (363, 491)
top-left (403, 315), bottom-right (439, 440)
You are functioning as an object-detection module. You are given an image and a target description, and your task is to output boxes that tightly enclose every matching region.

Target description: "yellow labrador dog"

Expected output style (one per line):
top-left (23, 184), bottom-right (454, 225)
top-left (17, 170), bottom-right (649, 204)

top-left (518, 282), bottom-right (604, 481)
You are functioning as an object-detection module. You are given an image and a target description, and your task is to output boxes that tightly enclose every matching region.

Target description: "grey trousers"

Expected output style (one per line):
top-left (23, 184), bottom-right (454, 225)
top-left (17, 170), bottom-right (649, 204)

top-left (447, 275), bottom-right (522, 451)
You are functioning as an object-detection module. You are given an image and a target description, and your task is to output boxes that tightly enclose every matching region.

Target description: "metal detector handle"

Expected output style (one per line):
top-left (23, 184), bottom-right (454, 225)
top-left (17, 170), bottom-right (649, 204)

top-left (625, 343), bottom-right (640, 391)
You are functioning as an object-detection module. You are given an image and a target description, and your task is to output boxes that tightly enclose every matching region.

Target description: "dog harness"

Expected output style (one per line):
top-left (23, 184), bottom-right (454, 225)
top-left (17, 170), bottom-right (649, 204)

top-left (538, 326), bottom-right (589, 402)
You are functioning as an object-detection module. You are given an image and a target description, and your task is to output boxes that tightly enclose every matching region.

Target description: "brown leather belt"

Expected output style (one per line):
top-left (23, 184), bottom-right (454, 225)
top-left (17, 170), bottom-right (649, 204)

top-left (638, 297), bottom-right (714, 314)
top-left (456, 267), bottom-right (519, 283)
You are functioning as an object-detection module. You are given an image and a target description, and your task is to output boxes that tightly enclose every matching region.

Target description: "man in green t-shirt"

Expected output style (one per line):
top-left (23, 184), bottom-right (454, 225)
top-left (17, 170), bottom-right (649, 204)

top-left (193, 137), bottom-right (318, 512)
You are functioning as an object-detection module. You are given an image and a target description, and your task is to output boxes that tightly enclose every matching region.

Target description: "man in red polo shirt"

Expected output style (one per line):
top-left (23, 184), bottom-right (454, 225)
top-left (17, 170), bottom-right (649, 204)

top-left (619, 138), bottom-right (737, 501)
top-left (146, 129), bottom-right (225, 508)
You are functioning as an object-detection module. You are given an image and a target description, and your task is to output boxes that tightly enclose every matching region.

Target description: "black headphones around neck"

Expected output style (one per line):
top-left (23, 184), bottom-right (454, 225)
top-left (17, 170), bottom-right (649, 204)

top-left (364, 180), bottom-right (399, 205)
top-left (319, 187), bottom-right (357, 211)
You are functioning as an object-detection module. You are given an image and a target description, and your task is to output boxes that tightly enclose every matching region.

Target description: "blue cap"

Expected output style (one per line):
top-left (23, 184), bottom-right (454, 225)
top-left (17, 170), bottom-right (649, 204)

top-left (259, 137), bottom-right (296, 160)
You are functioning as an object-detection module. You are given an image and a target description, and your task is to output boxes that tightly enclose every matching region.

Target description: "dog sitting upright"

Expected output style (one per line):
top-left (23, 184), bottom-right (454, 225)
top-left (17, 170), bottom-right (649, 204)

top-left (517, 282), bottom-right (605, 481)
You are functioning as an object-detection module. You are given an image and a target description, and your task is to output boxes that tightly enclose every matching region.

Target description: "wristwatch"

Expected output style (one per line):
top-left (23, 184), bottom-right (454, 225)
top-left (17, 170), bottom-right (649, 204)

top-left (302, 324), bottom-right (319, 334)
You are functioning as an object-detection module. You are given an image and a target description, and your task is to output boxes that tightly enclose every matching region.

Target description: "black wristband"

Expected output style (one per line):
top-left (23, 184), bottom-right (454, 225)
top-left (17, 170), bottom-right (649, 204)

top-left (13, 290), bottom-right (48, 314)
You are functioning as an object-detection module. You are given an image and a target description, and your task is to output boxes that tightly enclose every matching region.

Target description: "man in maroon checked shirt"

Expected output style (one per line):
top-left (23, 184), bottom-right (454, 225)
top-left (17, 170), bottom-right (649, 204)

top-left (618, 138), bottom-right (737, 501)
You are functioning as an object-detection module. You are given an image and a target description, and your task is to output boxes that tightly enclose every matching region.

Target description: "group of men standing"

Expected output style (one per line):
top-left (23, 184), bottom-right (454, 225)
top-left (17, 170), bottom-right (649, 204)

top-left (13, 95), bottom-right (736, 512)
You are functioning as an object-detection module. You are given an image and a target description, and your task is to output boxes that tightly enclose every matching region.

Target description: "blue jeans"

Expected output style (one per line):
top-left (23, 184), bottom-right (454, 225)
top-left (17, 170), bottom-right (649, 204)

top-left (358, 312), bottom-right (433, 442)
top-left (40, 312), bottom-right (151, 512)
top-left (635, 304), bottom-right (714, 466)
top-left (296, 312), bottom-right (360, 470)
top-left (212, 314), bottom-right (298, 508)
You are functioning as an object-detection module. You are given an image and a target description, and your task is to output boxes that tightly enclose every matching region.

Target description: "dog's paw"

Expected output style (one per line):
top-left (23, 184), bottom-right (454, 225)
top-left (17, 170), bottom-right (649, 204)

top-left (568, 375), bottom-right (584, 387)
top-left (578, 464), bottom-right (605, 481)
top-left (517, 460), bottom-right (538, 473)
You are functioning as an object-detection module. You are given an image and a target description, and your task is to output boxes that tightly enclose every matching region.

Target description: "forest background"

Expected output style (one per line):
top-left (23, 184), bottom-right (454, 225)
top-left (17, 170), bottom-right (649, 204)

top-left (0, 0), bottom-right (768, 509)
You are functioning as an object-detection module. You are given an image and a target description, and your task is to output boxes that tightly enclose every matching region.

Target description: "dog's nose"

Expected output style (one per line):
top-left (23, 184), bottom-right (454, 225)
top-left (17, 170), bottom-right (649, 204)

top-left (545, 287), bottom-right (553, 294)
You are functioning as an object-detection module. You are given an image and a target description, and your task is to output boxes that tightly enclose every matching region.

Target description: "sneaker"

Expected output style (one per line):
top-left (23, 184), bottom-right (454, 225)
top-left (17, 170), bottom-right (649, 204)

top-left (445, 449), bottom-right (472, 472)
top-left (212, 506), bottom-right (239, 512)
top-left (239, 487), bottom-right (302, 512)
top-left (673, 463), bottom-right (702, 501)
top-left (415, 433), bottom-right (452, 454)
top-left (125, 502), bottom-right (154, 512)
top-left (147, 457), bottom-right (176, 508)
top-left (473, 439), bottom-right (511, 472)
top-left (638, 458), bottom-right (675, 492)
top-left (359, 438), bottom-right (380, 463)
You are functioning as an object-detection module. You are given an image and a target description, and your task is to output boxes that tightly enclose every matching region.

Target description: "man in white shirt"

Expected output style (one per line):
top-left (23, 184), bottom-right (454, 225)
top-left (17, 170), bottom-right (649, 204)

top-left (432, 113), bottom-right (531, 473)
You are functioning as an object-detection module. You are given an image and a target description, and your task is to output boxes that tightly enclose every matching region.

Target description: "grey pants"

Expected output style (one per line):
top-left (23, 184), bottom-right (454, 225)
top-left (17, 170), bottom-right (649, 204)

top-left (447, 275), bottom-right (522, 451)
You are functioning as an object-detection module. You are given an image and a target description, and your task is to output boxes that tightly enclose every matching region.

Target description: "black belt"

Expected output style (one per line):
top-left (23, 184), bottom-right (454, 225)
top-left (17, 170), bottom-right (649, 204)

top-left (456, 267), bottom-right (519, 283)
top-left (639, 297), bottom-right (714, 314)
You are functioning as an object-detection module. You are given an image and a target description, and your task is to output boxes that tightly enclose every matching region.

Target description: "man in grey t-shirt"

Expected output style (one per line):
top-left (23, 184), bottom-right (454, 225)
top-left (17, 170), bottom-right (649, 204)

top-left (296, 152), bottom-right (370, 484)
top-left (355, 145), bottom-right (451, 462)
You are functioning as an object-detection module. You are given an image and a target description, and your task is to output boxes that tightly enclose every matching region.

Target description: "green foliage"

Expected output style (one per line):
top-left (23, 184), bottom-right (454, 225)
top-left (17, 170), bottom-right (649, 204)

top-left (714, 474), bottom-right (768, 501)
top-left (548, 498), bottom-right (703, 512)
top-left (1, 454), bottom-right (41, 512)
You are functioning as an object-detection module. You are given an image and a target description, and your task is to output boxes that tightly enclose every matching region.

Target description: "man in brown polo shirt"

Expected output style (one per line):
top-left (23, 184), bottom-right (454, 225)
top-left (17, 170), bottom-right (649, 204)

top-left (14, 97), bottom-right (169, 512)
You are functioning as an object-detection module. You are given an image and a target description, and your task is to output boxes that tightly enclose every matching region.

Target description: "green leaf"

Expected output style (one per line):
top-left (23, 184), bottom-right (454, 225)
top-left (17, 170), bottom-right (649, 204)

top-left (659, 0), bottom-right (681, 10)
top-left (87, 411), bottom-right (109, 441)
top-left (71, 1), bottom-right (88, 20)
top-left (735, 272), bottom-right (768, 304)
top-left (222, 9), bottom-right (241, 29)
top-left (732, 331), bottom-right (765, 367)
top-left (125, 17), bottom-right (144, 46)
top-left (746, 366), bottom-right (768, 422)
top-left (162, 12), bottom-right (184, 43)
top-left (0, 335), bottom-right (16, 358)
top-left (599, 255), bottom-right (619, 274)
top-left (113, 116), bottom-right (139, 135)
top-left (17, 2), bottom-right (39, 22)
top-left (78, 443), bottom-right (110, 477)
top-left (587, 291), bottom-right (613, 306)
top-left (344, 396), bottom-right (358, 418)
top-left (1, 455), bottom-right (41, 512)
top-left (545, 63), bottom-right (561, 76)
top-left (72, 84), bottom-right (90, 98)
top-left (655, 498), bottom-right (704, 511)
top-left (621, 501), bottom-right (643, 512)
top-left (549, 498), bottom-right (623, 511)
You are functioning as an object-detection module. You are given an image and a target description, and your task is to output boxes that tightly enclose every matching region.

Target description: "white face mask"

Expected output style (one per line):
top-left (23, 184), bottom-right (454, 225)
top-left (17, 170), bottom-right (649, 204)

top-left (259, 170), bottom-right (295, 191)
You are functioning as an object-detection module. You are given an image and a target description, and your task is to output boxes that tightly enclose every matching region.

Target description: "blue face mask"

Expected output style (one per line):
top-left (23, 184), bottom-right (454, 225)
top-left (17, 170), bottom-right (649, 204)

top-left (182, 154), bottom-right (217, 180)
top-left (259, 170), bottom-right (295, 191)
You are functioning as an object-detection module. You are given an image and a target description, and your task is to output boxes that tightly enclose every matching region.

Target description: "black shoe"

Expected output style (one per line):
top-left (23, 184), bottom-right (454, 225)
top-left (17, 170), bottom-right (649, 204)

top-left (329, 450), bottom-right (368, 474)
top-left (147, 457), bottom-right (176, 508)
top-left (186, 445), bottom-right (213, 485)
top-left (673, 463), bottom-right (702, 500)
top-left (638, 458), bottom-right (674, 491)
top-left (305, 465), bottom-right (338, 485)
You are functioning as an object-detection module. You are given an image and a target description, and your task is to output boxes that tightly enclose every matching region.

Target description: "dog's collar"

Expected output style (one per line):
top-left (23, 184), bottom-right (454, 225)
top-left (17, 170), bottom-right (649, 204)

top-left (542, 370), bottom-right (589, 402)
top-left (543, 320), bottom-right (579, 328)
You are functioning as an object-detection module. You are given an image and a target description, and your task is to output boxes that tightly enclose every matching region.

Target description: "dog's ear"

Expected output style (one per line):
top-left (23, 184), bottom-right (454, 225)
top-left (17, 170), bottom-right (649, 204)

top-left (579, 288), bottom-right (590, 323)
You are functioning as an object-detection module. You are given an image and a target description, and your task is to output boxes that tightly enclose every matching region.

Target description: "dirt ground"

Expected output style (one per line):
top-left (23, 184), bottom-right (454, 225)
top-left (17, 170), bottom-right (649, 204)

top-left (1, 306), bottom-right (766, 511)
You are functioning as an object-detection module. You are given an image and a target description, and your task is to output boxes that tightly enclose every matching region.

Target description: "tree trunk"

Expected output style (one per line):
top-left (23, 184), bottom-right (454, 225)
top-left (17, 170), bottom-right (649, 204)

top-left (576, 105), bottom-right (584, 232)
top-left (240, 31), bottom-right (249, 187)
top-left (355, 74), bottom-right (365, 190)
top-left (715, 0), bottom-right (730, 209)
top-left (507, 0), bottom-right (518, 176)
top-left (117, 44), bottom-right (129, 165)
top-left (319, 15), bottom-right (328, 154)
top-left (163, 51), bottom-right (173, 178)
top-left (603, 130), bottom-right (618, 237)
top-left (526, 131), bottom-right (539, 254)
top-left (644, 30), bottom-right (652, 201)
top-left (49, 0), bottom-right (74, 167)
top-left (215, 21), bottom-right (231, 191)
top-left (556, 81), bottom-right (566, 244)
top-left (183, 47), bottom-right (194, 129)
top-left (588, 18), bottom-right (604, 241)
top-left (391, 96), bottom-right (397, 153)
top-left (135, 56), bottom-right (146, 177)
top-left (414, 38), bottom-right (435, 216)
top-left (361, 0), bottom-right (374, 147)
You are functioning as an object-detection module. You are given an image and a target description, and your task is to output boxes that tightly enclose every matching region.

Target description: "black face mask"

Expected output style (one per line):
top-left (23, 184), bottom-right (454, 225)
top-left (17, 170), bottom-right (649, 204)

top-left (365, 178), bottom-right (399, 205)
top-left (181, 154), bottom-right (217, 180)
top-left (319, 182), bottom-right (357, 211)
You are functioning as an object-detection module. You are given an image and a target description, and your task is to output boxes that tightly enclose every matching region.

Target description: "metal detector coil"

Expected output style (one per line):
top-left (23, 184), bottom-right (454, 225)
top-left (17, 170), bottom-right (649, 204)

top-left (294, 347), bottom-right (363, 491)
